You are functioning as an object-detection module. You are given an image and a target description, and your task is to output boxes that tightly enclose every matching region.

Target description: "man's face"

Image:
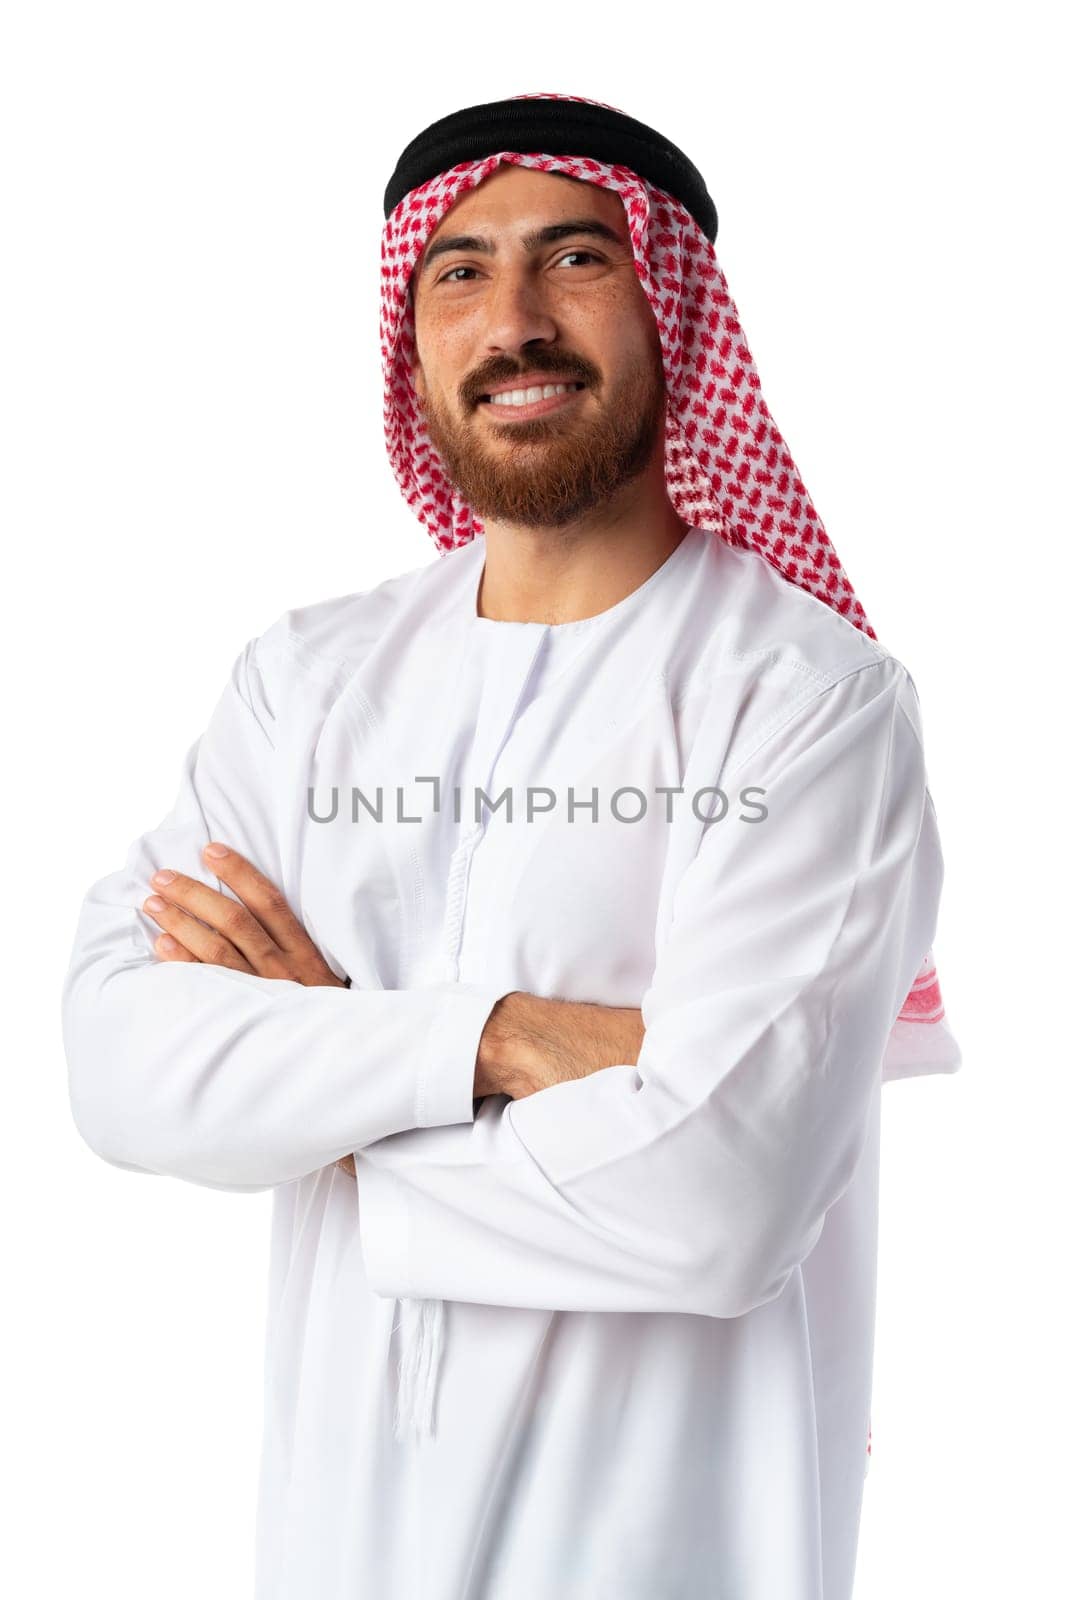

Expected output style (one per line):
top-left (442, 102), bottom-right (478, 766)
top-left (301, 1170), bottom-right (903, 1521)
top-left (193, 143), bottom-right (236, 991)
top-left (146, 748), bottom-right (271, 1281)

top-left (408, 165), bottom-right (668, 530)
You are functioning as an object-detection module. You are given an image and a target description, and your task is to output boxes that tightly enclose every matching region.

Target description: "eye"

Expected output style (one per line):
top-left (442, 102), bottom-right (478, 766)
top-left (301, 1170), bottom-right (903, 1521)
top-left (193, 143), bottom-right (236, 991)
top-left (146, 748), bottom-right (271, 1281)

top-left (555, 250), bottom-right (603, 268)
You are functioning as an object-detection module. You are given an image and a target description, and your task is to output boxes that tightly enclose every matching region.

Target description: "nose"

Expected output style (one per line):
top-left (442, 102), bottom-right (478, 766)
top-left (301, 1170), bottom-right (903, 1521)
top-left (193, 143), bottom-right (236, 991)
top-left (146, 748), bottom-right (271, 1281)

top-left (480, 267), bottom-right (559, 359)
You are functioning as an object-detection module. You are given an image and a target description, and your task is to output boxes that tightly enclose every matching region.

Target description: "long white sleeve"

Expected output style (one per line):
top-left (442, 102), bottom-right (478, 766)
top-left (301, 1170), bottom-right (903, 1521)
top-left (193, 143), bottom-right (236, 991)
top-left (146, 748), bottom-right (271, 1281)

top-left (356, 656), bottom-right (943, 1318)
top-left (61, 627), bottom-right (507, 1192)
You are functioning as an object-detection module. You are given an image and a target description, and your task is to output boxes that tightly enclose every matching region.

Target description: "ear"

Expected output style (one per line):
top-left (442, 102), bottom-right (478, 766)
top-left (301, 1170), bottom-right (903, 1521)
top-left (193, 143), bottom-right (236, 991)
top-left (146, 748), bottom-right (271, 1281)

top-left (411, 346), bottom-right (425, 406)
top-left (407, 269), bottom-right (429, 407)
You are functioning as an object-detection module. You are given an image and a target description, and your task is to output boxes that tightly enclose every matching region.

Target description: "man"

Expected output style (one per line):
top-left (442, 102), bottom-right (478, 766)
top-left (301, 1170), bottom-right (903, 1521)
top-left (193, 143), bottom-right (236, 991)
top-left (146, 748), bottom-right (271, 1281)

top-left (62, 93), bottom-right (959, 1600)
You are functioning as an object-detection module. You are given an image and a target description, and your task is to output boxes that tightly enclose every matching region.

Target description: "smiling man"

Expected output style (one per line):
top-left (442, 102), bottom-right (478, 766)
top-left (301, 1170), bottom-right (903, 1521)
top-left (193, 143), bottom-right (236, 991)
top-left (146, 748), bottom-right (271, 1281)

top-left (61, 92), bottom-right (959, 1600)
top-left (410, 169), bottom-right (671, 546)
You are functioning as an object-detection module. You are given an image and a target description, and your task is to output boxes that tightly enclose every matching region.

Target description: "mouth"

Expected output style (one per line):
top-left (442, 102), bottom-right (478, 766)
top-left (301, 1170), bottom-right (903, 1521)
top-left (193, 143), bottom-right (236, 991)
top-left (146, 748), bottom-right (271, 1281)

top-left (476, 381), bottom-right (587, 421)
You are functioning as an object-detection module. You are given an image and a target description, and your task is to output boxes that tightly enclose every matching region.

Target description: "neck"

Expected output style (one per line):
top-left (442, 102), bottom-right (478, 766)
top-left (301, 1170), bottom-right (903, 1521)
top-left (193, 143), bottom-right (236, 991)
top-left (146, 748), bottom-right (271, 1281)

top-left (476, 479), bottom-right (690, 626)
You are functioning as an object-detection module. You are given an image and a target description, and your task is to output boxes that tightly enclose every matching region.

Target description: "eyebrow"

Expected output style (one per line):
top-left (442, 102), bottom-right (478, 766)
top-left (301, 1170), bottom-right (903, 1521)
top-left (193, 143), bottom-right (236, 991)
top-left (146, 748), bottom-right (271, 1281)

top-left (416, 218), bottom-right (630, 277)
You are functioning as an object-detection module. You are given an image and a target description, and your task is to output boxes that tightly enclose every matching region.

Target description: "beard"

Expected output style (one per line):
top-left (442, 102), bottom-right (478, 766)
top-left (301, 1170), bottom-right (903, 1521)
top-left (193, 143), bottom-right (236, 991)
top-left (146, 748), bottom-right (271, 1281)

top-left (416, 351), bottom-right (668, 530)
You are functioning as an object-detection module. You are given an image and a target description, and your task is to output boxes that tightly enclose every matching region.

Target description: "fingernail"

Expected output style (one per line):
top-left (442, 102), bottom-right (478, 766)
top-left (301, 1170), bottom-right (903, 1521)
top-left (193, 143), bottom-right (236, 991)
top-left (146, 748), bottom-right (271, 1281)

top-left (204, 843), bottom-right (229, 859)
top-left (157, 934), bottom-right (178, 953)
top-left (151, 869), bottom-right (176, 885)
top-left (144, 895), bottom-right (167, 912)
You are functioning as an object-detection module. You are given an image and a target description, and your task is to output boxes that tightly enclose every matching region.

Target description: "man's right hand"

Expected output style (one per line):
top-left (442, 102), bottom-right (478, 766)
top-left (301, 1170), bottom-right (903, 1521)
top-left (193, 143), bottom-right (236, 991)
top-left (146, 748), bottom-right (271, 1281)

top-left (475, 991), bottom-right (646, 1102)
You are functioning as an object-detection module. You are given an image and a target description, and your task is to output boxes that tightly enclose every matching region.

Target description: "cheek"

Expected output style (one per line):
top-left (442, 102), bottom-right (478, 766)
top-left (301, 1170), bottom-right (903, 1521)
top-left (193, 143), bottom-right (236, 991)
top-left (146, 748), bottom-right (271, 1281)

top-left (570, 283), bottom-right (660, 365)
top-left (414, 313), bottom-right (473, 388)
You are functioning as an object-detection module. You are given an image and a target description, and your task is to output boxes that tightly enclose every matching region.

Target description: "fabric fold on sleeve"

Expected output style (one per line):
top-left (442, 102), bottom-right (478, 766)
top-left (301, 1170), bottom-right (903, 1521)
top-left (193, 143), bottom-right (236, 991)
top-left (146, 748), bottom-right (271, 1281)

top-left (61, 629), bottom-right (508, 1192)
top-left (356, 655), bottom-right (943, 1319)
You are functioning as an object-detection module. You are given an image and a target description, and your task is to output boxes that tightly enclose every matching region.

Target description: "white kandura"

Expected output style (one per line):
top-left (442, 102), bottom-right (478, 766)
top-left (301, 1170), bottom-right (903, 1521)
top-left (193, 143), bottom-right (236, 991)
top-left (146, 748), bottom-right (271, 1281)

top-left (62, 523), bottom-right (957, 1600)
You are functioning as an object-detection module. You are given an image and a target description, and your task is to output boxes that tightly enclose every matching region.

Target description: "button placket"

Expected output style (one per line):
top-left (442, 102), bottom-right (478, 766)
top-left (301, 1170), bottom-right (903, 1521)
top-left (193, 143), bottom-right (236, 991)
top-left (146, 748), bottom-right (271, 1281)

top-left (440, 626), bottom-right (548, 981)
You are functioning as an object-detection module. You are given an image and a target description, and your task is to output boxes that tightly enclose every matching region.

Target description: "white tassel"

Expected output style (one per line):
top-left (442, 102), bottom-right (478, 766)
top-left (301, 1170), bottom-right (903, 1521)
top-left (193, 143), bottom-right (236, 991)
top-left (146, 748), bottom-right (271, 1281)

top-left (392, 1296), bottom-right (445, 1444)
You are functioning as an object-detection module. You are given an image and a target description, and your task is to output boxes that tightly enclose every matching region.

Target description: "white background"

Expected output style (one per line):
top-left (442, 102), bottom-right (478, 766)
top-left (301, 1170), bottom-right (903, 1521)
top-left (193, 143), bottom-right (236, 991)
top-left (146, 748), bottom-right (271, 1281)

top-left (3, 3), bottom-right (1062, 1595)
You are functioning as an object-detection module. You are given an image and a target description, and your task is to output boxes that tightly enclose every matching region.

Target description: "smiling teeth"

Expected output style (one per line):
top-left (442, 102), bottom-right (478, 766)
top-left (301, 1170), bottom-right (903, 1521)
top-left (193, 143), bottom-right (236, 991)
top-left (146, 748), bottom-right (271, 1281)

top-left (488, 383), bottom-right (582, 406)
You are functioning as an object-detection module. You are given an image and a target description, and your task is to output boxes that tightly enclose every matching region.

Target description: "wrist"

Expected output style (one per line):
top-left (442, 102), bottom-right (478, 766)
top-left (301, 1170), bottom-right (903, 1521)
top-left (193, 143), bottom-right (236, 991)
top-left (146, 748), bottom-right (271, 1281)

top-left (474, 992), bottom-right (538, 1099)
top-left (474, 992), bottom-right (646, 1100)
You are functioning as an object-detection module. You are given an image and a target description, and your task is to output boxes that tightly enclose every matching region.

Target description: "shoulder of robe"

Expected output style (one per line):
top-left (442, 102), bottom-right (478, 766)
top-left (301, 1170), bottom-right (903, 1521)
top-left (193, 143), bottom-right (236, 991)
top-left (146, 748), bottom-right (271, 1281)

top-left (679, 533), bottom-right (926, 771)
top-left (243, 543), bottom-right (472, 698)
top-left (697, 536), bottom-right (899, 680)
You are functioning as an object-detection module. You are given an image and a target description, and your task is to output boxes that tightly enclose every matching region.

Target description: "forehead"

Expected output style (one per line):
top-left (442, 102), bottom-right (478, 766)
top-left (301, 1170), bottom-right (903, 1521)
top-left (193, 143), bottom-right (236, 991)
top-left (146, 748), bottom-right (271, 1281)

top-left (413, 165), bottom-right (632, 274)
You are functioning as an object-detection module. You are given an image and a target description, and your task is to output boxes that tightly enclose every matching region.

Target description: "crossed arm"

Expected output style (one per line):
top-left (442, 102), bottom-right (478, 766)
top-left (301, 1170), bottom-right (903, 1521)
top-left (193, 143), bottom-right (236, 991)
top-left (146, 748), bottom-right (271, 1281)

top-left (136, 840), bottom-right (646, 1177)
top-left (345, 658), bottom-right (939, 1320)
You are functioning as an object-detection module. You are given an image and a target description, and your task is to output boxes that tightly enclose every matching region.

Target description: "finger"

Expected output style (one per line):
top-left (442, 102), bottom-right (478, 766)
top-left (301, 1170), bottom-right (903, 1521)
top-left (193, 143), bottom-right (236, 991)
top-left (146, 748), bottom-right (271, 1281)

top-left (146, 865), bottom-right (288, 974)
top-left (199, 844), bottom-right (311, 955)
top-left (198, 844), bottom-right (344, 986)
top-left (152, 930), bottom-right (198, 964)
top-left (142, 891), bottom-right (257, 973)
